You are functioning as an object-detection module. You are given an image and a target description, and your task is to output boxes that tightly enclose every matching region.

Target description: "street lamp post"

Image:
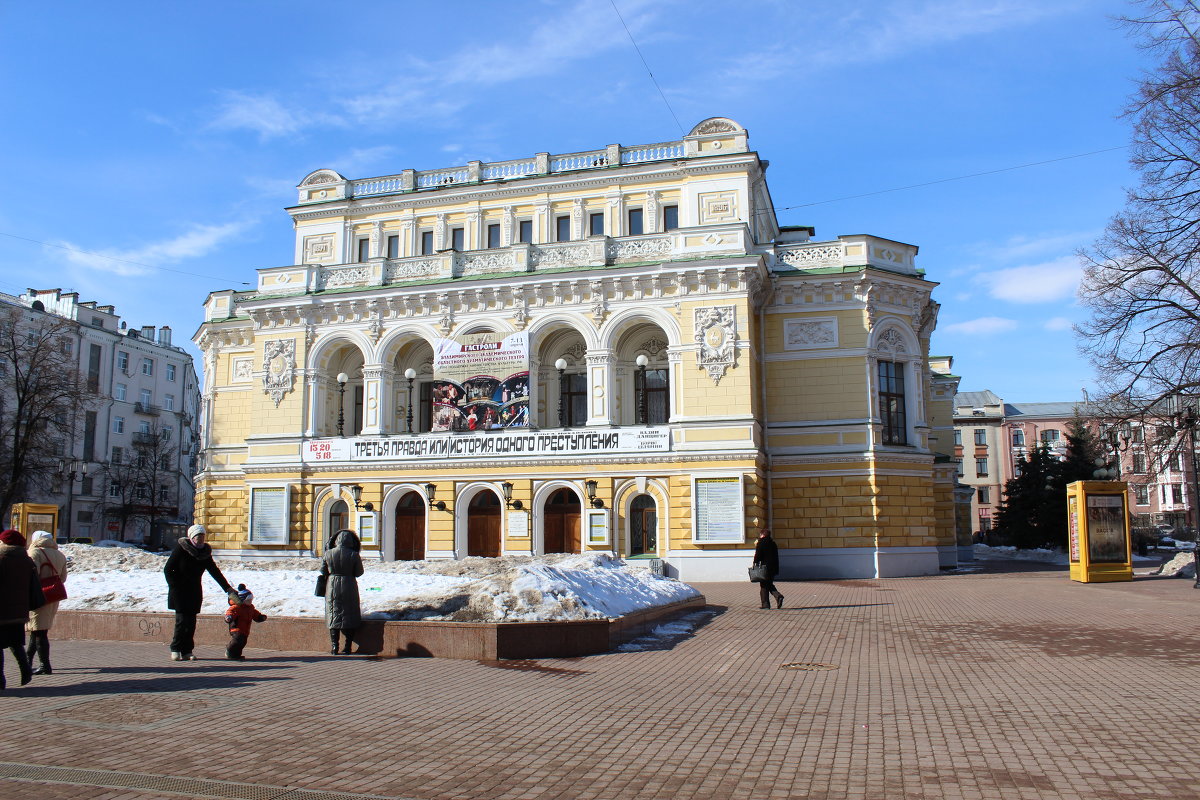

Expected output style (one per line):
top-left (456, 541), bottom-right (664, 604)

top-left (1169, 394), bottom-right (1200, 589)
top-left (57, 458), bottom-right (88, 541)
top-left (635, 354), bottom-right (649, 426)
top-left (555, 358), bottom-right (568, 429)
top-left (336, 372), bottom-right (349, 437)
top-left (404, 368), bottom-right (417, 434)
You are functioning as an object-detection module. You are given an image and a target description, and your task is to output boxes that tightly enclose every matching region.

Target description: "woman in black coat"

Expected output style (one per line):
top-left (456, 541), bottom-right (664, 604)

top-left (0, 529), bottom-right (40, 688)
top-left (320, 529), bottom-right (364, 654)
top-left (163, 525), bottom-right (233, 661)
top-left (752, 528), bottom-right (785, 609)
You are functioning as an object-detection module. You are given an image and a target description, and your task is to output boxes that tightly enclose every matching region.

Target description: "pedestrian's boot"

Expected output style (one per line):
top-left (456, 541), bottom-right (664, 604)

top-left (32, 631), bottom-right (51, 675)
top-left (330, 629), bottom-right (341, 655)
top-left (9, 646), bottom-right (32, 686)
top-left (341, 631), bottom-right (354, 655)
top-left (773, 591), bottom-right (785, 609)
top-left (25, 633), bottom-right (37, 671)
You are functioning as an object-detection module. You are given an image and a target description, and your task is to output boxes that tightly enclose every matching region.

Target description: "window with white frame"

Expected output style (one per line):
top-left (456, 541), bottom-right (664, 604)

top-left (141, 357), bottom-right (153, 376)
top-left (974, 428), bottom-right (987, 445)
top-left (139, 388), bottom-right (152, 406)
top-left (878, 360), bottom-right (907, 445)
top-left (113, 416), bottom-right (124, 434)
top-left (1012, 429), bottom-right (1025, 447)
top-left (117, 351), bottom-right (129, 371)
top-left (975, 458), bottom-right (988, 476)
top-left (115, 383), bottom-right (126, 401)
top-left (1135, 484), bottom-right (1149, 505)
top-left (167, 363), bottom-right (176, 381)
top-left (164, 394), bottom-right (175, 411)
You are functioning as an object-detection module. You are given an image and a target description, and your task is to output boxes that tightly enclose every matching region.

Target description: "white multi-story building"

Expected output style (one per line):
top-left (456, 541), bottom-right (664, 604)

top-left (1, 289), bottom-right (201, 544)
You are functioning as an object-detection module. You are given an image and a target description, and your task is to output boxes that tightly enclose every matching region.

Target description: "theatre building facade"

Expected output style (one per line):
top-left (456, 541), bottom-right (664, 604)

top-left (194, 118), bottom-right (953, 580)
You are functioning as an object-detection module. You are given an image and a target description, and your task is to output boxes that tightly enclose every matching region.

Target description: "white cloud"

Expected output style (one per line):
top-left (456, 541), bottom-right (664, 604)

top-left (208, 91), bottom-right (313, 140)
top-left (55, 221), bottom-right (253, 278)
top-left (1043, 316), bottom-right (1072, 331)
top-left (939, 316), bottom-right (1018, 335)
top-left (978, 255), bottom-right (1082, 303)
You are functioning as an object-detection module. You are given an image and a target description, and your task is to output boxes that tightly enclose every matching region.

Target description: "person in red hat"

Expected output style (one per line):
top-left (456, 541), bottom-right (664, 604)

top-left (0, 529), bottom-right (41, 688)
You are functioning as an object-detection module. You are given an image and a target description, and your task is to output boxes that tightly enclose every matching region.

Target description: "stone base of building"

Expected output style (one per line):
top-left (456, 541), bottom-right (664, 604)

top-left (957, 545), bottom-right (976, 562)
top-left (666, 546), bottom-right (942, 581)
top-left (937, 545), bottom-right (959, 569)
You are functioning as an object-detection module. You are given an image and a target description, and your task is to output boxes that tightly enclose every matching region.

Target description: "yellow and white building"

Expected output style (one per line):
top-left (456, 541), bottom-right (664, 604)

top-left (194, 117), bottom-right (952, 580)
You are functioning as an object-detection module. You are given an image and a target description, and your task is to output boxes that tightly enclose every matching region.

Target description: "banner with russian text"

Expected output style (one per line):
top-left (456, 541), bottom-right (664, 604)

top-left (431, 331), bottom-right (529, 431)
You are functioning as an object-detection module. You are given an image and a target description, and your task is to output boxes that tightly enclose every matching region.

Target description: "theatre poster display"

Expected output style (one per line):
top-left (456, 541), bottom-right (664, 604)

top-left (431, 331), bottom-right (529, 432)
top-left (1086, 494), bottom-right (1128, 563)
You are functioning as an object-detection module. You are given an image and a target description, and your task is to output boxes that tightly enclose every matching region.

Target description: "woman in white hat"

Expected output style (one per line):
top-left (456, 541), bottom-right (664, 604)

top-left (163, 525), bottom-right (233, 661)
top-left (26, 531), bottom-right (67, 674)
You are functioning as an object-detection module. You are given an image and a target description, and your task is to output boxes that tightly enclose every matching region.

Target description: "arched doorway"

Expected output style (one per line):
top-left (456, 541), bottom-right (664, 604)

top-left (544, 488), bottom-right (581, 554)
top-left (467, 491), bottom-right (502, 557)
top-left (393, 491), bottom-right (426, 561)
top-left (629, 494), bottom-right (657, 556)
top-left (326, 499), bottom-right (349, 552)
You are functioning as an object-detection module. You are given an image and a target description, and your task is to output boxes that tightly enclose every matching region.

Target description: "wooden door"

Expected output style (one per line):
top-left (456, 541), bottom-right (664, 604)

top-left (393, 493), bottom-right (425, 561)
top-left (467, 492), bottom-right (502, 557)
top-left (544, 489), bottom-right (582, 554)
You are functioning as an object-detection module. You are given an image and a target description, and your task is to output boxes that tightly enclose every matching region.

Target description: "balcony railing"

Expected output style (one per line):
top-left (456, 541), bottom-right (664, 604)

top-left (133, 402), bottom-right (160, 416)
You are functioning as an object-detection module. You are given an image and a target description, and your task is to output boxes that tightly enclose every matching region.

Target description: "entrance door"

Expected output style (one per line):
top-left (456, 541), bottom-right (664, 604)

top-left (393, 491), bottom-right (426, 561)
top-left (467, 492), bottom-right (501, 557)
top-left (544, 488), bottom-right (581, 554)
top-left (325, 499), bottom-right (348, 554)
top-left (630, 494), bottom-right (657, 555)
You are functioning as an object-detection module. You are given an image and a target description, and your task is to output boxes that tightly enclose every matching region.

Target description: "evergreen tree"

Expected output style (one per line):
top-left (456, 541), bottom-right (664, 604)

top-left (994, 445), bottom-right (1065, 550)
top-left (1061, 416), bottom-right (1109, 485)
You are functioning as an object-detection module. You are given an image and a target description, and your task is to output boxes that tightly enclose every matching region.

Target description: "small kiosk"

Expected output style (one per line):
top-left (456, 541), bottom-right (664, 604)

top-left (1066, 481), bottom-right (1132, 583)
top-left (8, 503), bottom-right (60, 539)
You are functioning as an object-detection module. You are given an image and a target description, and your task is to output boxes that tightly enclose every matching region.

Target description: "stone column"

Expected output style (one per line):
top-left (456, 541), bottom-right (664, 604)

top-left (359, 365), bottom-right (392, 435)
top-left (586, 349), bottom-right (615, 426)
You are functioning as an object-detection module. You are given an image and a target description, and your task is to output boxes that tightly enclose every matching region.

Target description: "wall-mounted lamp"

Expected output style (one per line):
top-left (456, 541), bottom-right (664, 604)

top-left (584, 479), bottom-right (604, 508)
top-left (425, 482), bottom-right (447, 512)
top-left (501, 481), bottom-right (523, 510)
top-left (350, 484), bottom-right (373, 511)
top-left (404, 368), bottom-right (417, 434)
top-left (336, 372), bottom-right (349, 437)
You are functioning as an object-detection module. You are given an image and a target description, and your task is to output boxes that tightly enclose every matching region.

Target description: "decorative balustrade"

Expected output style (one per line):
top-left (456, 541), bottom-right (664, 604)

top-left (416, 167), bottom-right (470, 189)
top-left (620, 142), bottom-right (684, 164)
top-left (550, 150), bottom-right (610, 172)
top-left (351, 175), bottom-right (404, 196)
top-left (481, 159), bottom-right (538, 181)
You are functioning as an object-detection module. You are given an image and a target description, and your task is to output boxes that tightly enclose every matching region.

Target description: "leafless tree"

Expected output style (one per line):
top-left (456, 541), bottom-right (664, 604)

top-left (1077, 1), bottom-right (1200, 413)
top-left (0, 305), bottom-right (93, 518)
top-left (95, 420), bottom-right (179, 544)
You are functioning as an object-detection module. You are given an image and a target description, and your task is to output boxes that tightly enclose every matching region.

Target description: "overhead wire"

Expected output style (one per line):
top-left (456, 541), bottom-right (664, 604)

top-left (757, 145), bottom-right (1129, 218)
top-left (609, 0), bottom-right (685, 136)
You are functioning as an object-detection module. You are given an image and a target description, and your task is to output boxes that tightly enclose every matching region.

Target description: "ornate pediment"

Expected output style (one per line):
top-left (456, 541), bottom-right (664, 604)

top-left (262, 339), bottom-right (296, 407)
top-left (694, 305), bottom-right (736, 385)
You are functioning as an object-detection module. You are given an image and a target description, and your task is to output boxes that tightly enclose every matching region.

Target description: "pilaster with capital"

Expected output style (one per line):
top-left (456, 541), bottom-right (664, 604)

top-left (535, 200), bottom-right (551, 243)
top-left (369, 221), bottom-right (383, 258)
top-left (401, 217), bottom-right (416, 257)
top-left (502, 206), bottom-right (515, 247)
top-left (466, 210), bottom-right (481, 252)
top-left (646, 190), bottom-right (660, 233)
top-left (572, 198), bottom-right (585, 240)
top-left (666, 347), bottom-right (685, 422)
top-left (435, 213), bottom-right (447, 252)
top-left (585, 349), bottom-right (616, 426)
top-left (359, 364), bottom-right (393, 435)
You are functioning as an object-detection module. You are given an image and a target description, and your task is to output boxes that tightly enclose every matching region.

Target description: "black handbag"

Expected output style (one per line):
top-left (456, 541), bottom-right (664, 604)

top-left (314, 573), bottom-right (328, 597)
top-left (748, 564), bottom-right (769, 583)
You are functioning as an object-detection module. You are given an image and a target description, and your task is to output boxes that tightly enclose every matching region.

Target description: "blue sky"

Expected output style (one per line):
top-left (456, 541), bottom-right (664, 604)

top-left (0, 0), bottom-right (1150, 403)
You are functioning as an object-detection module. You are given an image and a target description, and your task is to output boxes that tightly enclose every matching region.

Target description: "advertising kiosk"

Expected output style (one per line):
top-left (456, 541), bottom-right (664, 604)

top-left (8, 503), bottom-right (60, 539)
top-left (1066, 481), bottom-right (1132, 583)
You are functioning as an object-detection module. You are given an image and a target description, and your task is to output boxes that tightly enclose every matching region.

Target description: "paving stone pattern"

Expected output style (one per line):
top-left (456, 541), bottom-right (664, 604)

top-left (2, 562), bottom-right (1199, 800)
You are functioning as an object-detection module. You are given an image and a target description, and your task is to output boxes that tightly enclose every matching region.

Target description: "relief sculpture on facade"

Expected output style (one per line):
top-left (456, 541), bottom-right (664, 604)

top-left (262, 338), bottom-right (296, 407)
top-left (694, 305), bottom-right (736, 384)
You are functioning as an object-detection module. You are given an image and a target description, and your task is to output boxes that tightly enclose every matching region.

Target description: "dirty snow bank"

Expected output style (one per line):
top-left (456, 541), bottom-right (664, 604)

top-left (57, 546), bottom-right (700, 622)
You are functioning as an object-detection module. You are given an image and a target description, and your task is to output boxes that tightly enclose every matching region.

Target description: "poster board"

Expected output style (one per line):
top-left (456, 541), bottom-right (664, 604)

top-left (355, 511), bottom-right (377, 546)
top-left (431, 331), bottom-right (529, 431)
top-left (693, 476), bottom-right (745, 543)
top-left (586, 509), bottom-right (609, 546)
top-left (248, 486), bottom-right (289, 544)
top-left (508, 511), bottom-right (529, 538)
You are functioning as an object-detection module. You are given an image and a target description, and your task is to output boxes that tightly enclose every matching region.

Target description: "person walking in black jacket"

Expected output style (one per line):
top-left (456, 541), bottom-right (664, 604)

top-left (752, 529), bottom-right (784, 609)
top-left (164, 525), bottom-right (233, 661)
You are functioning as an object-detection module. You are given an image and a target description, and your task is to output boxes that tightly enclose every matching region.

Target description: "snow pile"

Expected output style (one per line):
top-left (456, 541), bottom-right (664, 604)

top-left (56, 545), bottom-right (700, 623)
top-left (973, 544), bottom-right (1068, 564)
top-left (1147, 551), bottom-right (1197, 579)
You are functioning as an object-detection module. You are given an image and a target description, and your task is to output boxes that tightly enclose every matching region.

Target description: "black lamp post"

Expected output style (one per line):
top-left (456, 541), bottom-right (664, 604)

top-left (336, 372), bottom-right (348, 437)
top-left (635, 354), bottom-right (649, 426)
top-left (404, 368), bottom-right (417, 434)
top-left (57, 458), bottom-right (87, 540)
top-left (555, 358), bottom-right (568, 429)
top-left (1169, 394), bottom-right (1200, 589)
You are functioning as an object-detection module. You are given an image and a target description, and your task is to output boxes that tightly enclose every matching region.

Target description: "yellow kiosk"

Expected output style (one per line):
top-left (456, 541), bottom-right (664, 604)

top-left (8, 503), bottom-right (60, 538)
top-left (1066, 481), bottom-right (1132, 583)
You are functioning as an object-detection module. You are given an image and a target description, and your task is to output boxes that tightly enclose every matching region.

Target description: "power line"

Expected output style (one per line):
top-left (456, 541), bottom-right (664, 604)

top-left (0, 231), bottom-right (252, 285)
top-left (762, 145), bottom-right (1129, 216)
top-left (609, 0), bottom-right (685, 136)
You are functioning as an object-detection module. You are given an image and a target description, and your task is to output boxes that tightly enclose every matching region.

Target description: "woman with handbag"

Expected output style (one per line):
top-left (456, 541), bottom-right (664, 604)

top-left (164, 524), bottom-right (234, 661)
top-left (26, 531), bottom-right (68, 675)
top-left (752, 528), bottom-right (784, 610)
top-left (320, 529), bottom-right (363, 655)
top-left (0, 529), bottom-right (42, 688)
